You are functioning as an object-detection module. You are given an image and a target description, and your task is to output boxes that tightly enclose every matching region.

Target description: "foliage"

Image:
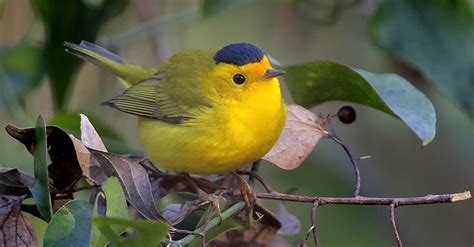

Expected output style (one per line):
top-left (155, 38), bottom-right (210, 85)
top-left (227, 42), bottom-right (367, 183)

top-left (43, 200), bottom-right (92, 247)
top-left (0, 42), bottom-right (44, 106)
top-left (0, 0), bottom-right (472, 246)
top-left (283, 62), bottom-right (436, 144)
top-left (30, 116), bottom-right (53, 221)
top-left (369, 0), bottom-right (474, 114)
top-left (30, 0), bottom-right (129, 110)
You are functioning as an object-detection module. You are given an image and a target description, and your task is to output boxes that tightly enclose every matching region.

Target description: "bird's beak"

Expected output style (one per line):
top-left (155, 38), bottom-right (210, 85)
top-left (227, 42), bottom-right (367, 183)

top-left (262, 69), bottom-right (285, 79)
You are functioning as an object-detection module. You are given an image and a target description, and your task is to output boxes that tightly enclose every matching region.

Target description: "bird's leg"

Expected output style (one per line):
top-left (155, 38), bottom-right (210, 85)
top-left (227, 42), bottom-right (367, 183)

top-left (182, 173), bottom-right (224, 224)
top-left (231, 171), bottom-right (256, 209)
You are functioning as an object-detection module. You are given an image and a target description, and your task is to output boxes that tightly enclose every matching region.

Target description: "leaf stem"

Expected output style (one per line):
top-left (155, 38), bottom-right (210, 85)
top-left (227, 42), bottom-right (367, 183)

top-left (329, 134), bottom-right (361, 197)
top-left (248, 160), bottom-right (262, 188)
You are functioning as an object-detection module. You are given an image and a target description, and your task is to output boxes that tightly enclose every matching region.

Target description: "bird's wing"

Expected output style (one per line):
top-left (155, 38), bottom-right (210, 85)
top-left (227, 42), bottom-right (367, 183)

top-left (103, 73), bottom-right (212, 124)
top-left (64, 41), bottom-right (156, 87)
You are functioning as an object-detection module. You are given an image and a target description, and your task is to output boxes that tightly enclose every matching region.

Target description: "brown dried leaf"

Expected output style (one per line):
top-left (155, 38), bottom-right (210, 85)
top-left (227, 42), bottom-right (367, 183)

top-left (4, 125), bottom-right (82, 191)
top-left (0, 196), bottom-right (38, 246)
top-left (263, 104), bottom-right (326, 170)
top-left (69, 135), bottom-right (107, 185)
top-left (79, 114), bottom-right (107, 152)
top-left (70, 115), bottom-right (165, 221)
top-left (88, 149), bottom-right (165, 221)
top-left (0, 169), bottom-right (34, 196)
top-left (209, 204), bottom-right (281, 246)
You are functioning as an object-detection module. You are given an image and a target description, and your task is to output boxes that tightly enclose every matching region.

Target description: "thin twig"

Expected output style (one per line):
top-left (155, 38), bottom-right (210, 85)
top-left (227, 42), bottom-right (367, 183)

top-left (300, 226), bottom-right (315, 247)
top-left (390, 203), bottom-right (403, 247)
top-left (329, 134), bottom-right (361, 197)
top-left (237, 170), bottom-right (274, 193)
top-left (311, 200), bottom-right (320, 247)
top-left (255, 191), bottom-right (472, 205)
top-left (138, 159), bottom-right (160, 173)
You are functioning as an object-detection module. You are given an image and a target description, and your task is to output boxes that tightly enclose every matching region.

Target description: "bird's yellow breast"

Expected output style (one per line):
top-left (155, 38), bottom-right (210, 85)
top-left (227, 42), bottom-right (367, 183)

top-left (138, 78), bottom-right (286, 174)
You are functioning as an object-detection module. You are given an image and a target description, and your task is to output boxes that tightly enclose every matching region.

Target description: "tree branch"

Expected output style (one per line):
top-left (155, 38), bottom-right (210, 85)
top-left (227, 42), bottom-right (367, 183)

top-left (255, 191), bottom-right (471, 205)
top-left (390, 203), bottom-right (403, 247)
top-left (311, 200), bottom-right (320, 247)
top-left (237, 170), bottom-right (274, 193)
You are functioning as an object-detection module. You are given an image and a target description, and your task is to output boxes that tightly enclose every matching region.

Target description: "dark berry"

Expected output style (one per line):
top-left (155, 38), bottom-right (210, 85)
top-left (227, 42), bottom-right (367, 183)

top-left (337, 106), bottom-right (356, 124)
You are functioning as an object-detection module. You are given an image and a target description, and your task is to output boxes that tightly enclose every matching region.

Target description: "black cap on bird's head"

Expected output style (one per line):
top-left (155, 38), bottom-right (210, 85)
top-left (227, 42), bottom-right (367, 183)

top-left (214, 43), bottom-right (264, 66)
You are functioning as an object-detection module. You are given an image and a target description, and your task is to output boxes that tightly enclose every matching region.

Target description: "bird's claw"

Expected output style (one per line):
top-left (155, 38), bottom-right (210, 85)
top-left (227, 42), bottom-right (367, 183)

top-left (232, 171), bottom-right (256, 209)
top-left (240, 179), bottom-right (256, 209)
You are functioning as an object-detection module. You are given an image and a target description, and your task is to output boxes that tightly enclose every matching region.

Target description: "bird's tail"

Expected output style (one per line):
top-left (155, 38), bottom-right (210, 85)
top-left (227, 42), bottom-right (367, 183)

top-left (64, 41), bottom-right (156, 88)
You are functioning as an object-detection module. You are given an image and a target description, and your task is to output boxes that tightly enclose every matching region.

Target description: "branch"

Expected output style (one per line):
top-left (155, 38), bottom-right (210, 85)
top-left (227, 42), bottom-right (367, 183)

top-left (311, 200), bottom-right (320, 247)
top-left (255, 190), bottom-right (470, 245)
top-left (255, 191), bottom-right (471, 205)
top-left (237, 170), bottom-right (274, 193)
top-left (390, 203), bottom-right (403, 247)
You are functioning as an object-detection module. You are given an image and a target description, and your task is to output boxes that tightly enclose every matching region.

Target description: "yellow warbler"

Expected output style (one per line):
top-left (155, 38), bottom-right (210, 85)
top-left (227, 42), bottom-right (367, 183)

top-left (65, 41), bottom-right (286, 174)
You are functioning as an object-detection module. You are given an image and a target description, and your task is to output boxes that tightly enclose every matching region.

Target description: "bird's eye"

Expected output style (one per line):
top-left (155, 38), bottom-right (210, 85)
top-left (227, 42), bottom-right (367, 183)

top-left (232, 74), bottom-right (245, 85)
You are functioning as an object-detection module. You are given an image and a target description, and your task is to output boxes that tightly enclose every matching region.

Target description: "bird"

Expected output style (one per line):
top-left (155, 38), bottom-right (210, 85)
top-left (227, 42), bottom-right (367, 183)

top-left (64, 41), bottom-right (286, 176)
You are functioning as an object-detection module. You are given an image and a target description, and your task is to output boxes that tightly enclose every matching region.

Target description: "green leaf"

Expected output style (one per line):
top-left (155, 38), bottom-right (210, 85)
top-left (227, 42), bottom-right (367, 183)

top-left (102, 176), bottom-right (129, 218)
top-left (283, 61), bottom-right (436, 145)
top-left (369, 0), bottom-right (474, 114)
top-left (93, 217), bottom-right (169, 247)
top-left (0, 42), bottom-right (44, 104)
top-left (189, 218), bottom-right (242, 247)
top-left (30, 0), bottom-right (129, 110)
top-left (44, 199), bottom-right (93, 247)
top-left (30, 115), bottom-right (53, 221)
top-left (90, 176), bottom-right (129, 247)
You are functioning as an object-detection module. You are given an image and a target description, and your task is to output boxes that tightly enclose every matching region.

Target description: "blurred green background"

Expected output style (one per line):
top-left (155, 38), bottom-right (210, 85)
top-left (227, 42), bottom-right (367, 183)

top-left (0, 0), bottom-right (472, 246)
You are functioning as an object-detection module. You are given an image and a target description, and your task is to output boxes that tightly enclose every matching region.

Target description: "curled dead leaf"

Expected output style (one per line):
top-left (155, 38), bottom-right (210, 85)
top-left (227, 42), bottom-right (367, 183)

top-left (80, 114), bottom-right (107, 152)
top-left (263, 104), bottom-right (327, 170)
top-left (69, 135), bottom-right (108, 185)
top-left (0, 168), bottom-right (34, 196)
top-left (4, 124), bottom-right (82, 191)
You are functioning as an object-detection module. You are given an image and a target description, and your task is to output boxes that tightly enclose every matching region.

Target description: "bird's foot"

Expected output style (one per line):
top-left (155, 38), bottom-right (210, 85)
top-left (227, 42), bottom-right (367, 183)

top-left (182, 173), bottom-right (225, 224)
top-left (231, 171), bottom-right (256, 209)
